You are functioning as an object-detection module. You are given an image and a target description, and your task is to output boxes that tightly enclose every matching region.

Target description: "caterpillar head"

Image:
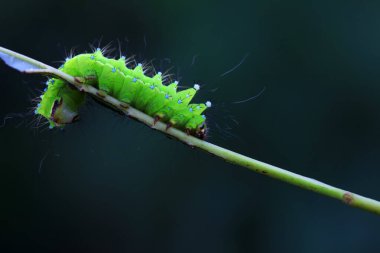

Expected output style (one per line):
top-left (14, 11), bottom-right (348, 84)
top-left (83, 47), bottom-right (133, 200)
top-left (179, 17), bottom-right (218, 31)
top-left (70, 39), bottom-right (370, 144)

top-left (50, 98), bottom-right (80, 126)
top-left (36, 78), bottom-right (85, 129)
top-left (36, 96), bottom-right (81, 129)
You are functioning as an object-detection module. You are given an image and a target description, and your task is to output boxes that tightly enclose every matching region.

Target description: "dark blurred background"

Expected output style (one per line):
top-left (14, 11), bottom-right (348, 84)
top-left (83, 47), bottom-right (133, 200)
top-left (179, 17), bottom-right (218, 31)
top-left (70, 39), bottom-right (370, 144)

top-left (1, 0), bottom-right (380, 252)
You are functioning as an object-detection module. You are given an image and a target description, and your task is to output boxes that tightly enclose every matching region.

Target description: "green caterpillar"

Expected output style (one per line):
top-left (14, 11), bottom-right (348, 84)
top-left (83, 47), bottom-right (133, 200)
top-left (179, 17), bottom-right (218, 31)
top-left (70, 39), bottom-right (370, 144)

top-left (35, 48), bottom-right (211, 138)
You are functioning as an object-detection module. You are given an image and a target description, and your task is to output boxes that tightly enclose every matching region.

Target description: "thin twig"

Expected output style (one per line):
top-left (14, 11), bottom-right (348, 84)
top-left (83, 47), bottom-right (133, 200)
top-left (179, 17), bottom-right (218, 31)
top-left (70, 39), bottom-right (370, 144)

top-left (1, 46), bottom-right (380, 215)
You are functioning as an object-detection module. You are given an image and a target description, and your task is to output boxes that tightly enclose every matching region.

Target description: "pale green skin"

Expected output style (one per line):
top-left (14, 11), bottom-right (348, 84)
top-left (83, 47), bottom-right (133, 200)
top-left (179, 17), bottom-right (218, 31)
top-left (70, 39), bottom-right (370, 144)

top-left (36, 49), bottom-right (208, 137)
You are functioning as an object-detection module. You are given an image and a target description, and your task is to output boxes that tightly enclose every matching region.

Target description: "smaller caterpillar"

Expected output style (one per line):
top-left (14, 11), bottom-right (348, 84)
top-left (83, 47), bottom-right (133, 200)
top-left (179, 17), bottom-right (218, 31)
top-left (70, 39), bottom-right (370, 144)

top-left (35, 48), bottom-right (211, 138)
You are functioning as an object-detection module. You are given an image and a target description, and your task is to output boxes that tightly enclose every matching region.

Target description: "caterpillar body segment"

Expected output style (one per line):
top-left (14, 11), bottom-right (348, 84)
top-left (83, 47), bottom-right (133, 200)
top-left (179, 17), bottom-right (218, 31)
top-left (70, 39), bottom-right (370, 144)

top-left (36, 49), bottom-right (210, 138)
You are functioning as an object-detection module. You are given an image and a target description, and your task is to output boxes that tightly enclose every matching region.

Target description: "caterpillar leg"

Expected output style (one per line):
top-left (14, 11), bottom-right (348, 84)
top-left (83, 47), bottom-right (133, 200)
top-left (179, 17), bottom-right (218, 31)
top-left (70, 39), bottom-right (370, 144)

top-left (153, 115), bottom-right (161, 126)
top-left (166, 122), bottom-right (172, 130)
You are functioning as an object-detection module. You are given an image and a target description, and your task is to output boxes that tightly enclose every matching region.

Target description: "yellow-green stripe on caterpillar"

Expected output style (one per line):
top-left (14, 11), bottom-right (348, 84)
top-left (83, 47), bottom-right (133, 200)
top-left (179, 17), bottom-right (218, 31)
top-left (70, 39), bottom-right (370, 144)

top-left (36, 48), bottom-right (211, 139)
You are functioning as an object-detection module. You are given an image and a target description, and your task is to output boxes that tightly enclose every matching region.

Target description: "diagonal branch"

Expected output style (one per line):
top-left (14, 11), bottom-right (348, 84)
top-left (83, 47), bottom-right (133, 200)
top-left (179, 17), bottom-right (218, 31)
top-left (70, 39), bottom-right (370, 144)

top-left (1, 46), bottom-right (380, 215)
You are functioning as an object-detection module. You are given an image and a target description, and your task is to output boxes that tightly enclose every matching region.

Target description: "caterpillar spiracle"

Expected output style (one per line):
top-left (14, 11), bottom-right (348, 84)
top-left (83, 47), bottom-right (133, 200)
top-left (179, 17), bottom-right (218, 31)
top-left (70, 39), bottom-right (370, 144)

top-left (35, 48), bottom-right (212, 139)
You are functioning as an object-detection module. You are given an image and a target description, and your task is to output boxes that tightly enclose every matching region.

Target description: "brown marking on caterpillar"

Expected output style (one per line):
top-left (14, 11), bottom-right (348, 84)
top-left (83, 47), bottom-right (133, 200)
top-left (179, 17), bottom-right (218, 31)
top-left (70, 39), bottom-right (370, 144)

top-left (50, 100), bottom-right (61, 120)
top-left (342, 192), bottom-right (354, 205)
